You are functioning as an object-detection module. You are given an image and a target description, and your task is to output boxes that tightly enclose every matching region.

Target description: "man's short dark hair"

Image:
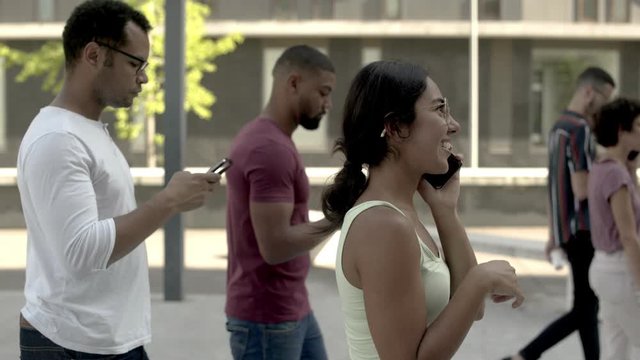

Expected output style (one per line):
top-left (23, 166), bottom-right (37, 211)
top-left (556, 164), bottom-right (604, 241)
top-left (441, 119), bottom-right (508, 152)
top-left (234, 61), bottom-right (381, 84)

top-left (63, 0), bottom-right (152, 68)
top-left (576, 66), bottom-right (616, 89)
top-left (272, 45), bottom-right (335, 76)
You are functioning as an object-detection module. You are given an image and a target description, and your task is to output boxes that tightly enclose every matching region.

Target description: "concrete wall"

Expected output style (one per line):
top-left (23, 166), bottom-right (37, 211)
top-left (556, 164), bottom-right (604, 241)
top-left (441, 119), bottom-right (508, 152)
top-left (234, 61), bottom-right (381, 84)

top-left (2, 9), bottom-right (640, 228)
top-left (2, 0), bottom-right (639, 23)
top-left (333, 0), bottom-right (367, 20)
top-left (404, 0), bottom-right (468, 20)
top-left (209, 0), bottom-right (270, 20)
top-left (521, 0), bottom-right (572, 21)
top-left (0, 1), bottom-right (37, 22)
top-left (0, 0), bottom-right (83, 22)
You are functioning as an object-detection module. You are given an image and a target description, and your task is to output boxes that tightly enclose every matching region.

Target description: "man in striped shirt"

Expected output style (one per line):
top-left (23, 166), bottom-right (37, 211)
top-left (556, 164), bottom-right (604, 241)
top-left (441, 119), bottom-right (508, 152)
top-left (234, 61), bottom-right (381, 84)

top-left (505, 67), bottom-right (615, 360)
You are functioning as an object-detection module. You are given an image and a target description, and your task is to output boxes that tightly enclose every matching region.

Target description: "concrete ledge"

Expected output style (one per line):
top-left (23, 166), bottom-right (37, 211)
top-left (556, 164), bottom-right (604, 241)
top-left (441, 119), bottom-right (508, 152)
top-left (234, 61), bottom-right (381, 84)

top-left (458, 167), bottom-right (547, 186)
top-left (3, 20), bottom-right (640, 40)
top-left (0, 166), bottom-right (551, 187)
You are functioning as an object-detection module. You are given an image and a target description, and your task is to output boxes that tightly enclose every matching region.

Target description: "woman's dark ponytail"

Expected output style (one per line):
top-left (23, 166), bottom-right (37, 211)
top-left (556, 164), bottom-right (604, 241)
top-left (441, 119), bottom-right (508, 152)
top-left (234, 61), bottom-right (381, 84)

top-left (321, 155), bottom-right (367, 233)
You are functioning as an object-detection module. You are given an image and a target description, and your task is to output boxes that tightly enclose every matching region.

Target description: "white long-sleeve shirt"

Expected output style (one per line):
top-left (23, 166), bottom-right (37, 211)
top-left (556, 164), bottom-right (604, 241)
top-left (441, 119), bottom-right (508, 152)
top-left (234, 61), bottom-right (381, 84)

top-left (17, 106), bottom-right (151, 354)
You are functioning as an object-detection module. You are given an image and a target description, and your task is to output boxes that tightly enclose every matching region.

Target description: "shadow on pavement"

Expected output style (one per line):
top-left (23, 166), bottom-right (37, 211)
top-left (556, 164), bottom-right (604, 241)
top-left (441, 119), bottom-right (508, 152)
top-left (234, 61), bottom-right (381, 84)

top-left (1, 267), bottom-right (567, 298)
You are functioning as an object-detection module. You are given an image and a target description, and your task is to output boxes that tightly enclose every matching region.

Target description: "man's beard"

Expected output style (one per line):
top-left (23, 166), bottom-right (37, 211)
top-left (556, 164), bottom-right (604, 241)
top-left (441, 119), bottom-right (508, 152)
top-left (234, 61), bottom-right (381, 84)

top-left (299, 113), bottom-right (324, 130)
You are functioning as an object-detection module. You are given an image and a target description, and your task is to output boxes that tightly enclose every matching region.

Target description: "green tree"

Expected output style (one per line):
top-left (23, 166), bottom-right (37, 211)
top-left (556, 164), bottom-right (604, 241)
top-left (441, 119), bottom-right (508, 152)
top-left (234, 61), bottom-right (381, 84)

top-left (0, 0), bottom-right (243, 166)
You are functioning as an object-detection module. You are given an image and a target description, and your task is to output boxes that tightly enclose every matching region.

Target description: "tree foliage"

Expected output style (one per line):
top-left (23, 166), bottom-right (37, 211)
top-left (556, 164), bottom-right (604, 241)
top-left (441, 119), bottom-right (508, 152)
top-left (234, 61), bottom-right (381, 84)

top-left (0, 0), bottom-right (243, 143)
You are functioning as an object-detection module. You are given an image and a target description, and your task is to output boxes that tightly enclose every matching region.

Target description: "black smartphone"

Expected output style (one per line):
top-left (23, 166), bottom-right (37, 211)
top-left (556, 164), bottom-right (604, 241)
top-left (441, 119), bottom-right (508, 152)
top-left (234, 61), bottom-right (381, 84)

top-left (209, 157), bottom-right (233, 175)
top-left (628, 151), bottom-right (639, 161)
top-left (422, 154), bottom-right (462, 189)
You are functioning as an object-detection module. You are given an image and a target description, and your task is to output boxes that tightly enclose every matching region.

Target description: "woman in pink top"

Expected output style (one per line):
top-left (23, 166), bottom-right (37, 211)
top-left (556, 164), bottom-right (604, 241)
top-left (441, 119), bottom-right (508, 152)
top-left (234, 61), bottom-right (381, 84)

top-left (588, 98), bottom-right (640, 360)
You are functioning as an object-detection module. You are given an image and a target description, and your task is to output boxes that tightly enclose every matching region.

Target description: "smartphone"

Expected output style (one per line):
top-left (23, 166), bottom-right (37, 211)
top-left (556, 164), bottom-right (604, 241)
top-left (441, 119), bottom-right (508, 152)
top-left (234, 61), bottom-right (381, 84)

top-left (209, 157), bottom-right (233, 175)
top-left (422, 154), bottom-right (462, 189)
top-left (628, 150), bottom-right (639, 161)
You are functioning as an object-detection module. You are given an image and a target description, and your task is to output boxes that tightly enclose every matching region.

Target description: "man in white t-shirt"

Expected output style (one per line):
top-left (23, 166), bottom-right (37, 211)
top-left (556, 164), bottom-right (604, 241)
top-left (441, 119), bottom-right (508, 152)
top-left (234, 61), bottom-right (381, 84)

top-left (16, 1), bottom-right (220, 359)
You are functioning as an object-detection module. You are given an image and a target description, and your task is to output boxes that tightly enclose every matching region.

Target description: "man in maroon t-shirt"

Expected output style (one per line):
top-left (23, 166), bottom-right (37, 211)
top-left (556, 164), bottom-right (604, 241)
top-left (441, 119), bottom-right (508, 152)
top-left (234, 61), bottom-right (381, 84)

top-left (224, 45), bottom-right (336, 359)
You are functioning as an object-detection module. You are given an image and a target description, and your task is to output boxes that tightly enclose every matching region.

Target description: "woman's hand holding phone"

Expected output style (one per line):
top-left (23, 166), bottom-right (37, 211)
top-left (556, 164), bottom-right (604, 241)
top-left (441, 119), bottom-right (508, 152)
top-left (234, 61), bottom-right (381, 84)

top-left (418, 153), bottom-right (462, 211)
top-left (423, 154), bottom-right (462, 189)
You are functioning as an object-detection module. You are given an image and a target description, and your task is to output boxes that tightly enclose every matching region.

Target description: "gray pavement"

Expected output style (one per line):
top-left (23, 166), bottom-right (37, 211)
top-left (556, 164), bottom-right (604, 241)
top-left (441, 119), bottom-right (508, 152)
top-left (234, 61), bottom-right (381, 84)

top-left (0, 227), bottom-right (586, 359)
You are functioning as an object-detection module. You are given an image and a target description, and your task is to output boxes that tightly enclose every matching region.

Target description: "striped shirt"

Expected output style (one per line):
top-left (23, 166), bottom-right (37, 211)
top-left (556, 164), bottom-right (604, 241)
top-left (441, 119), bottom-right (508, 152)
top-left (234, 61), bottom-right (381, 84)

top-left (548, 110), bottom-right (595, 246)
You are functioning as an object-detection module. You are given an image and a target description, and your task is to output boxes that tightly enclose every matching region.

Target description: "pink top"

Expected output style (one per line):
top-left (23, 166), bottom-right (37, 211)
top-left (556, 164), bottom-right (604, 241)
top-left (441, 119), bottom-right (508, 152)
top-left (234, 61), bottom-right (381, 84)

top-left (224, 117), bottom-right (311, 323)
top-left (589, 159), bottom-right (640, 253)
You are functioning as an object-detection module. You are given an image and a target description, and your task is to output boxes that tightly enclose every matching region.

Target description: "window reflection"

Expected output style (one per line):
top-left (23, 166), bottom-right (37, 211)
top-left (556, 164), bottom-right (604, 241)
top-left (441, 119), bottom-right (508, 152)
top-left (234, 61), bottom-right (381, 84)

top-left (269, 0), bottom-right (334, 20)
top-left (479, 0), bottom-right (501, 20)
top-left (37, 0), bottom-right (54, 21)
top-left (575, 0), bottom-right (598, 21)
top-left (606, 0), bottom-right (629, 22)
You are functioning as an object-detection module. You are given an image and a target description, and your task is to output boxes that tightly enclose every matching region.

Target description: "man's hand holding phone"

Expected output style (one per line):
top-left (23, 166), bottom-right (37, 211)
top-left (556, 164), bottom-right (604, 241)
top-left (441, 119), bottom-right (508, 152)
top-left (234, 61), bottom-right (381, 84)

top-left (209, 157), bottom-right (233, 175)
top-left (153, 158), bottom-right (231, 214)
top-left (160, 171), bottom-right (220, 213)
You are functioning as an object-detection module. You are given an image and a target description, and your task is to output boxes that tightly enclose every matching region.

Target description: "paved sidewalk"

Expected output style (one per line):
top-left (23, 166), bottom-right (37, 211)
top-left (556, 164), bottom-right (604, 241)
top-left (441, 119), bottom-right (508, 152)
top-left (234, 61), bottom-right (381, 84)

top-left (0, 226), bottom-right (584, 360)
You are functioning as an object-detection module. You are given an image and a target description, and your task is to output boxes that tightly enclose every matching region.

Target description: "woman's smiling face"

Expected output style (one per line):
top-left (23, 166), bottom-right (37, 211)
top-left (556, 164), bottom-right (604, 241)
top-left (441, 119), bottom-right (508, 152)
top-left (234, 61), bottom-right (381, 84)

top-left (400, 76), bottom-right (460, 175)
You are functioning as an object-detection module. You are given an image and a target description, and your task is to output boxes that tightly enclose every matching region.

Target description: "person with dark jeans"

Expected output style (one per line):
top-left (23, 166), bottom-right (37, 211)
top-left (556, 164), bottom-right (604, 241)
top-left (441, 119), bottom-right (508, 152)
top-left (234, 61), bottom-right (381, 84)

top-left (517, 231), bottom-right (599, 359)
top-left (503, 67), bottom-right (615, 360)
top-left (17, 1), bottom-right (219, 358)
top-left (20, 320), bottom-right (149, 360)
top-left (224, 45), bottom-right (336, 359)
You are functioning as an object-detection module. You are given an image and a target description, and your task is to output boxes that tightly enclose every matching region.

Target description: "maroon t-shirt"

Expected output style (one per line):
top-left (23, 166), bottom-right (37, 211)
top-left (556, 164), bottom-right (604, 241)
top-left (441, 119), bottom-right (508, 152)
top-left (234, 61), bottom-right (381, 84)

top-left (224, 117), bottom-right (311, 323)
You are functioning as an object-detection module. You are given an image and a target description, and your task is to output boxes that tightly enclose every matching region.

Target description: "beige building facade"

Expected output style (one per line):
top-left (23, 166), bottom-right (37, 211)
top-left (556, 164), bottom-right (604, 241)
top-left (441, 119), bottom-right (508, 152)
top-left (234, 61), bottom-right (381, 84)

top-left (0, 0), bottom-right (639, 227)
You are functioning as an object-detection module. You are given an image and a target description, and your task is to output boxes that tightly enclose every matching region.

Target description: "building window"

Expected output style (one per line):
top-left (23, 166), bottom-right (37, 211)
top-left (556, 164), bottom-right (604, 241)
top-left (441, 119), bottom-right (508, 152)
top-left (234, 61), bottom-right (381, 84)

top-left (529, 69), bottom-right (544, 147)
top-left (269, 0), bottom-right (334, 20)
top-left (302, 0), bottom-right (334, 19)
top-left (362, 42), bottom-right (382, 66)
top-left (383, 0), bottom-right (402, 19)
top-left (270, 0), bottom-right (297, 19)
top-left (37, 0), bottom-right (55, 21)
top-left (479, 0), bottom-right (501, 20)
top-left (575, 0), bottom-right (598, 21)
top-left (606, 0), bottom-right (629, 22)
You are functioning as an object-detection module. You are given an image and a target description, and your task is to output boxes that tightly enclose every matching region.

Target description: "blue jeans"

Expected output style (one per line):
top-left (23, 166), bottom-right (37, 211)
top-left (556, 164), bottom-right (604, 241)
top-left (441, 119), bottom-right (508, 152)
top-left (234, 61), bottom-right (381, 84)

top-left (226, 313), bottom-right (328, 360)
top-left (20, 326), bottom-right (149, 360)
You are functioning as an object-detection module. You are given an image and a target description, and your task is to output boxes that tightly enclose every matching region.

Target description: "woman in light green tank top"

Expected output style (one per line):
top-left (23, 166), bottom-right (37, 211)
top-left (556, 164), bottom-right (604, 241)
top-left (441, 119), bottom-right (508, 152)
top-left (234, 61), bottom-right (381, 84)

top-left (319, 60), bottom-right (526, 359)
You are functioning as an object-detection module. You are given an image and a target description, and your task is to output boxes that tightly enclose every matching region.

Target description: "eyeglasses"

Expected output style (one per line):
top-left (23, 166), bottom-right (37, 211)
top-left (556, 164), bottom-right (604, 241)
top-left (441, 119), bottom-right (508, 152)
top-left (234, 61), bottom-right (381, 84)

top-left (94, 40), bottom-right (148, 74)
top-left (380, 97), bottom-right (453, 138)
top-left (430, 97), bottom-right (451, 120)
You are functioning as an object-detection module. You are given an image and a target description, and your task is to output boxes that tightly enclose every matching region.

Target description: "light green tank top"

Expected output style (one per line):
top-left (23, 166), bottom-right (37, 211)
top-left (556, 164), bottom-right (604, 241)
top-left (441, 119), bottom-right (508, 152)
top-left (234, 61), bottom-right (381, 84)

top-left (335, 200), bottom-right (451, 360)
